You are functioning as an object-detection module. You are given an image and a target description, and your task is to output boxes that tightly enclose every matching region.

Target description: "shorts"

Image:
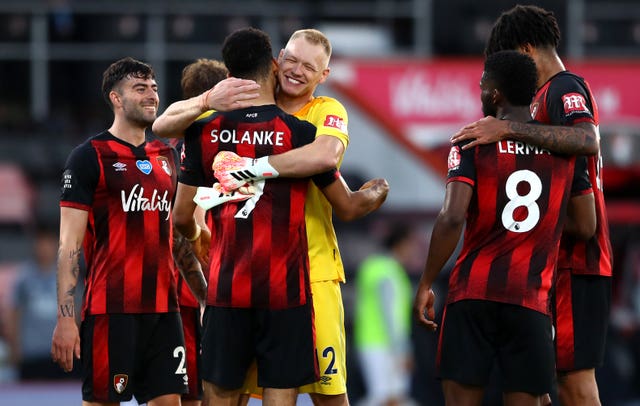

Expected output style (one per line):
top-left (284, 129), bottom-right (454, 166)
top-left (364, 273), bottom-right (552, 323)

top-left (438, 300), bottom-right (555, 396)
top-left (180, 306), bottom-right (202, 400)
top-left (81, 312), bottom-right (188, 403)
top-left (553, 271), bottom-right (611, 372)
top-left (201, 302), bottom-right (318, 390)
top-left (357, 348), bottom-right (410, 402)
top-left (242, 279), bottom-right (347, 396)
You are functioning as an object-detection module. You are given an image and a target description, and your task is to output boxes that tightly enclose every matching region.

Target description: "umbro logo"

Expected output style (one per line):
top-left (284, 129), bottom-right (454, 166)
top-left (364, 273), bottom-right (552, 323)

top-left (113, 162), bottom-right (127, 171)
top-left (319, 376), bottom-right (332, 385)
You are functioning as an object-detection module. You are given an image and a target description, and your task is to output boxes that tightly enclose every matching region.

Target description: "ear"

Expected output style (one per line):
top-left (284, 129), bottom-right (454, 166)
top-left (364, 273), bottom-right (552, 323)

top-left (519, 43), bottom-right (534, 56)
top-left (492, 88), bottom-right (503, 105)
top-left (277, 49), bottom-right (285, 62)
top-left (109, 90), bottom-right (121, 107)
top-left (317, 67), bottom-right (330, 85)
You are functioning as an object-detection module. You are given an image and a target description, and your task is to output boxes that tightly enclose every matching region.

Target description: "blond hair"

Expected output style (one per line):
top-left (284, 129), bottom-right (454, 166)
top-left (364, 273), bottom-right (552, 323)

top-left (289, 29), bottom-right (332, 60)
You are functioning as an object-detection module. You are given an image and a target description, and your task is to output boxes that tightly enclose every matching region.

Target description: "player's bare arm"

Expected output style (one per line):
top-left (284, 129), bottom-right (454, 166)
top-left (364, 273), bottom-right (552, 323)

top-left (51, 207), bottom-right (87, 372)
top-left (172, 231), bottom-right (208, 306)
top-left (563, 192), bottom-right (596, 240)
top-left (152, 77), bottom-right (260, 138)
top-left (414, 182), bottom-right (472, 331)
top-left (211, 136), bottom-right (344, 193)
top-left (451, 116), bottom-right (599, 155)
top-left (268, 135), bottom-right (345, 177)
top-left (321, 176), bottom-right (389, 221)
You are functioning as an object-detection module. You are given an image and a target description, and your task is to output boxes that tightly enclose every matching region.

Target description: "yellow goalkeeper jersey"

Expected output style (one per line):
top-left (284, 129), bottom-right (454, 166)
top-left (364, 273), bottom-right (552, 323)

top-left (294, 96), bottom-right (350, 283)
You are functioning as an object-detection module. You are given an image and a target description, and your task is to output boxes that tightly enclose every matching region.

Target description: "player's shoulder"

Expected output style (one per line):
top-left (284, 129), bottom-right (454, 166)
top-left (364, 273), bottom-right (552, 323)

top-left (311, 95), bottom-right (345, 107)
top-left (281, 109), bottom-right (317, 132)
top-left (306, 96), bottom-right (347, 115)
top-left (548, 71), bottom-right (588, 92)
top-left (73, 131), bottom-right (108, 154)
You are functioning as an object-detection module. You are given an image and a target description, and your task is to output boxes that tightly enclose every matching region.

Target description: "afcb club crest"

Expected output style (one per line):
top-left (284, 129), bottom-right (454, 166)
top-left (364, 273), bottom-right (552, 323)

top-left (114, 374), bottom-right (128, 394)
top-left (156, 156), bottom-right (172, 176)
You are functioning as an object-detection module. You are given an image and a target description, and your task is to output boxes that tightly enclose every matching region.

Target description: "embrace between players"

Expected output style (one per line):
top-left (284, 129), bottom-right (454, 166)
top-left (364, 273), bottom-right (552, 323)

top-left (52, 5), bottom-right (611, 406)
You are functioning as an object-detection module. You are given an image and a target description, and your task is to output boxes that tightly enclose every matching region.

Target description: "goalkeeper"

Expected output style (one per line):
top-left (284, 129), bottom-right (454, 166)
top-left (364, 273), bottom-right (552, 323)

top-left (154, 28), bottom-right (383, 406)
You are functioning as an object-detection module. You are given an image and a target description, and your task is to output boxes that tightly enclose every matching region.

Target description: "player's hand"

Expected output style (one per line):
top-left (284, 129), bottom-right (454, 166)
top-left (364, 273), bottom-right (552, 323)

top-left (51, 317), bottom-right (80, 373)
top-left (359, 178), bottom-right (389, 210)
top-left (213, 151), bottom-right (277, 193)
top-left (193, 183), bottom-right (255, 210)
top-left (450, 116), bottom-right (510, 150)
top-left (201, 77), bottom-right (260, 112)
top-left (413, 285), bottom-right (438, 331)
top-left (187, 225), bottom-right (211, 267)
top-left (195, 226), bottom-right (211, 267)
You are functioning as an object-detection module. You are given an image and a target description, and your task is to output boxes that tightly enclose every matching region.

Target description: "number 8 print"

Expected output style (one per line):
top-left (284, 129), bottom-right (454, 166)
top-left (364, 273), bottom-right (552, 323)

top-left (501, 169), bottom-right (542, 233)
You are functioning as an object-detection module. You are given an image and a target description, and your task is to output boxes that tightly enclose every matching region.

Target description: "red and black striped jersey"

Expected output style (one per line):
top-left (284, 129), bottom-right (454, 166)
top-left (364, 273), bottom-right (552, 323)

top-left (446, 133), bottom-right (583, 315)
top-left (531, 71), bottom-right (613, 277)
top-left (180, 105), bottom-right (337, 309)
top-left (60, 131), bottom-right (179, 317)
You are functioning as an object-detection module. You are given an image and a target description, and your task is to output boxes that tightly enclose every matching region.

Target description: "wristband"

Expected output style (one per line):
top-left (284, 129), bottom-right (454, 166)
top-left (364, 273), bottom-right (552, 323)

top-left (200, 88), bottom-right (214, 112)
top-left (186, 224), bottom-right (201, 242)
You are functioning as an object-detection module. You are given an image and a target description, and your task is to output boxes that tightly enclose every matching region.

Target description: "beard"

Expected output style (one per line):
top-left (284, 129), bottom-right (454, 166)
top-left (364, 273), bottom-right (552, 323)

top-left (122, 100), bottom-right (156, 127)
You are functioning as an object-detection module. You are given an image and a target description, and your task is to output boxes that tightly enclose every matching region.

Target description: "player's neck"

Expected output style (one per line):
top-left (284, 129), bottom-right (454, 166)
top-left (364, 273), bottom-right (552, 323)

top-left (108, 119), bottom-right (147, 147)
top-left (249, 78), bottom-right (277, 107)
top-left (276, 91), bottom-right (313, 114)
top-left (498, 106), bottom-right (532, 123)
top-left (535, 51), bottom-right (566, 88)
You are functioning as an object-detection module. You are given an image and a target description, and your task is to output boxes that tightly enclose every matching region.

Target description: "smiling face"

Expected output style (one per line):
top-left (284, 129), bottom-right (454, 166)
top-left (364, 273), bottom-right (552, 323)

top-left (113, 75), bottom-right (159, 127)
top-left (277, 36), bottom-right (330, 100)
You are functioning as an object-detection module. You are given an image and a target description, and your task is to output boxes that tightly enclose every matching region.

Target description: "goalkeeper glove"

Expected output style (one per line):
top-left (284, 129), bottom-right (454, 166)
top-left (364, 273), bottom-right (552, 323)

top-left (193, 182), bottom-right (255, 210)
top-left (212, 151), bottom-right (278, 193)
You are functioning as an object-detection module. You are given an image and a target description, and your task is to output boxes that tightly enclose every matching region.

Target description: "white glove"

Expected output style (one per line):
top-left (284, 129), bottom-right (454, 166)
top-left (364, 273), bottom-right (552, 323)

top-left (212, 151), bottom-right (278, 193)
top-left (193, 182), bottom-right (255, 210)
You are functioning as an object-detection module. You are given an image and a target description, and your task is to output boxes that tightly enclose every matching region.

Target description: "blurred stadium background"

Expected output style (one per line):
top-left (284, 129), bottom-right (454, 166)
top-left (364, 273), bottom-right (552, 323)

top-left (0, 0), bottom-right (639, 404)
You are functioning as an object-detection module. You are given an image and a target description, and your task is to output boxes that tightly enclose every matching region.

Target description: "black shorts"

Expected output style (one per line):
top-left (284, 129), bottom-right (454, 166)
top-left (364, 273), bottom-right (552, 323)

top-left (553, 272), bottom-right (611, 372)
top-left (200, 303), bottom-right (318, 390)
top-left (181, 306), bottom-right (203, 400)
top-left (81, 313), bottom-right (188, 403)
top-left (438, 300), bottom-right (555, 396)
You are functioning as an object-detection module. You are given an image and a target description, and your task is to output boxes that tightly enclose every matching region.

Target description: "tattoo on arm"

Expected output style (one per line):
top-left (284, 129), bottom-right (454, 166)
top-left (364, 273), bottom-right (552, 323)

top-left (509, 121), bottom-right (597, 155)
top-left (57, 245), bottom-right (81, 318)
top-left (173, 233), bottom-right (207, 303)
top-left (59, 303), bottom-right (75, 318)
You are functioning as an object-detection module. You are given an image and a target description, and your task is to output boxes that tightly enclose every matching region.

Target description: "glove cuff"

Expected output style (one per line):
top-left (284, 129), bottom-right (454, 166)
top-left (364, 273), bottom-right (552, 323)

top-left (253, 156), bottom-right (279, 179)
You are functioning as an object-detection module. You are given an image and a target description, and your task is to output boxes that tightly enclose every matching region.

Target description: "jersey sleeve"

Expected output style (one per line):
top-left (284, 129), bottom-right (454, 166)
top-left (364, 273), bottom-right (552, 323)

top-left (571, 156), bottom-right (592, 195)
top-left (305, 98), bottom-right (349, 149)
top-left (178, 121), bottom-right (206, 187)
top-left (546, 74), bottom-right (595, 126)
top-left (60, 142), bottom-right (99, 210)
top-left (311, 169), bottom-right (339, 189)
top-left (446, 141), bottom-right (476, 187)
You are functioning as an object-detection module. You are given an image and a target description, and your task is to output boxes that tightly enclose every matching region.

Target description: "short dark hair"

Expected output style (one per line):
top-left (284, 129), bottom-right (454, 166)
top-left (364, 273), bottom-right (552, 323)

top-left (181, 58), bottom-right (228, 99)
top-left (222, 27), bottom-right (273, 81)
top-left (484, 50), bottom-right (538, 106)
top-left (485, 5), bottom-right (561, 56)
top-left (102, 57), bottom-right (155, 109)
